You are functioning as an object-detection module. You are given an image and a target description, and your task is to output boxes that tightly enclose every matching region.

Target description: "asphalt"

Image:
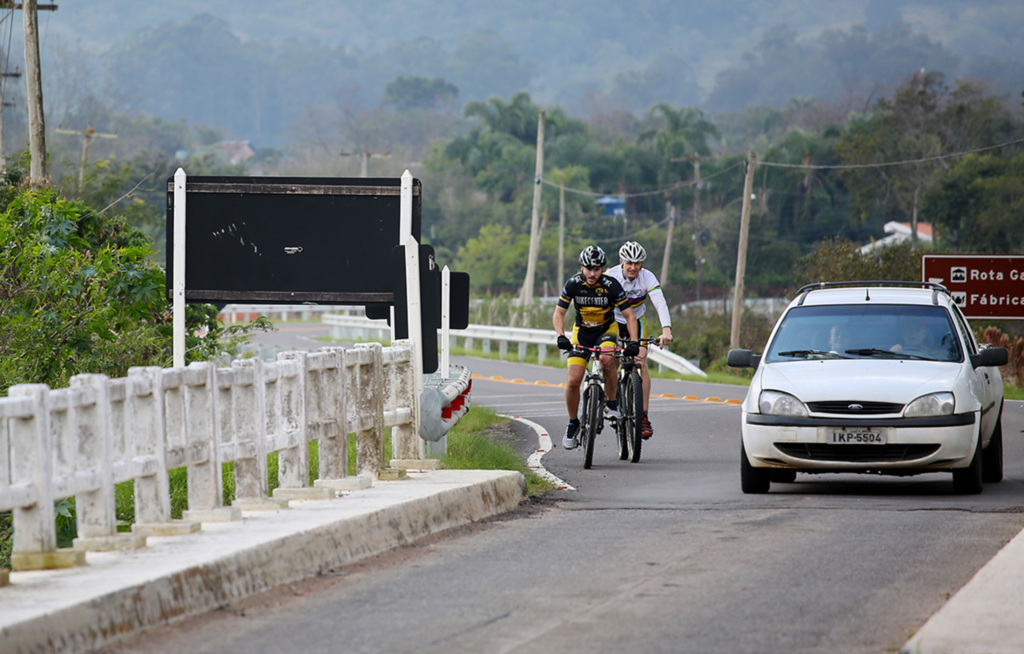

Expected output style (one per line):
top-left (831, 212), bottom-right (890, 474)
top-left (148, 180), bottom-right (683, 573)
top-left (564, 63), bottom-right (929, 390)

top-left (1, 412), bottom-right (1022, 654)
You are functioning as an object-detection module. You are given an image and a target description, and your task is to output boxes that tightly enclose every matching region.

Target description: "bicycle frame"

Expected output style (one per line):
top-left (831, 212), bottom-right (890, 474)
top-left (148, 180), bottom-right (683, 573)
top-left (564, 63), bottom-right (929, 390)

top-left (571, 343), bottom-right (617, 469)
top-left (615, 337), bottom-right (660, 463)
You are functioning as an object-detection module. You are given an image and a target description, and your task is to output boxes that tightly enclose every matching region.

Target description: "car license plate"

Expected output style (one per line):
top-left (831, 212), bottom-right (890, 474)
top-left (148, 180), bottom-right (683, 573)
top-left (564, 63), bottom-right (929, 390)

top-left (827, 428), bottom-right (886, 444)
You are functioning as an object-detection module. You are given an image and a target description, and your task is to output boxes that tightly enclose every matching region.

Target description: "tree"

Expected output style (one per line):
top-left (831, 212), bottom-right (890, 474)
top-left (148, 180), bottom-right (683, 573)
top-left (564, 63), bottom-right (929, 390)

top-left (835, 72), bottom-right (1019, 246)
top-left (923, 153), bottom-right (1024, 253)
top-left (383, 76), bottom-right (459, 112)
top-left (795, 238), bottom-right (921, 287)
top-left (0, 184), bottom-right (165, 392)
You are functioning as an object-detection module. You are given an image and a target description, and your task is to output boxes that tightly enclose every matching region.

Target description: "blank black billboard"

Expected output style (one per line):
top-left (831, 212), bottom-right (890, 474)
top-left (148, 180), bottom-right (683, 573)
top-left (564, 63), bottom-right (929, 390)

top-left (166, 176), bottom-right (421, 304)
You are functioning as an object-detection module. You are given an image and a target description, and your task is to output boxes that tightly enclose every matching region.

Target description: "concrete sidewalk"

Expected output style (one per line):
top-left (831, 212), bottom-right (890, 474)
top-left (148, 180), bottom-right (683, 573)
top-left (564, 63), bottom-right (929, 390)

top-left (0, 469), bottom-right (526, 654)
top-left (901, 523), bottom-right (1024, 654)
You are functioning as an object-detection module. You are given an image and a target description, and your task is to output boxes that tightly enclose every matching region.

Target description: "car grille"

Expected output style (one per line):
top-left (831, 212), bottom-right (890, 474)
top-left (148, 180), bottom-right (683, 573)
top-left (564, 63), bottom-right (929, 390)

top-left (775, 443), bottom-right (940, 463)
top-left (806, 401), bottom-right (904, 415)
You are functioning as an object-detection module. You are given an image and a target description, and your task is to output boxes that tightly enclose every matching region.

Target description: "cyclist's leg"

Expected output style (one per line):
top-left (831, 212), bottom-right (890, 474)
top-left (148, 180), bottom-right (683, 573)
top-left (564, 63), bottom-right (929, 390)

top-left (632, 317), bottom-right (656, 438)
top-left (635, 316), bottom-right (652, 411)
top-left (598, 323), bottom-right (620, 404)
top-left (565, 325), bottom-right (589, 419)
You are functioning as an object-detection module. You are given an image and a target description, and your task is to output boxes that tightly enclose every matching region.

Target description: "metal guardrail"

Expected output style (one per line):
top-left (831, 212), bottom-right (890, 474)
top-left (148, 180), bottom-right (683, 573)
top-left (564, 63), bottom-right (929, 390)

top-left (321, 314), bottom-right (707, 378)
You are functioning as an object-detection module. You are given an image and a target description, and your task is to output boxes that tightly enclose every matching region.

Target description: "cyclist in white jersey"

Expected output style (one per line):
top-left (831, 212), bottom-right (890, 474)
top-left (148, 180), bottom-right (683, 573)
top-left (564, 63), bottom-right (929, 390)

top-left (606, 241), bottom-right (673, 439)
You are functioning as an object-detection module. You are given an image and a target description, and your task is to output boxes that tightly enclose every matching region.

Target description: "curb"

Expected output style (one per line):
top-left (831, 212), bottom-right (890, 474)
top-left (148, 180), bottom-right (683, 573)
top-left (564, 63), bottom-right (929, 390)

top-left (901, 522), bottom-right (1024, 654)
top-left (1, 469), bottom-right (526, 654)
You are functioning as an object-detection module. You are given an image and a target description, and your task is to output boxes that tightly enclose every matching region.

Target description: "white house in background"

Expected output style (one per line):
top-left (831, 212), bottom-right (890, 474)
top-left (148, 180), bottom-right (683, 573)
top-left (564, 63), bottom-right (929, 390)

top-left (860, 221), bottom-right (933, 253)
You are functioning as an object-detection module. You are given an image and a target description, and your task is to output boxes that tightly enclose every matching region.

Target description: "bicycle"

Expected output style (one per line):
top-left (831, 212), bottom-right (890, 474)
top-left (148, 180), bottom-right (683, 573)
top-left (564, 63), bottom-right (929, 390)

top-left (614, 336), bottom-right (660, 463)
top-left (569, 343), bottom-right (617, 469)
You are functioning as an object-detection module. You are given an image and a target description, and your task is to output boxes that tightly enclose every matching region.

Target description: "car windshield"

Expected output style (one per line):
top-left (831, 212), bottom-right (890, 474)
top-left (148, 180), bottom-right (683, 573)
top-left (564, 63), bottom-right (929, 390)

top-left (764, 304), bottom-right (963, 363)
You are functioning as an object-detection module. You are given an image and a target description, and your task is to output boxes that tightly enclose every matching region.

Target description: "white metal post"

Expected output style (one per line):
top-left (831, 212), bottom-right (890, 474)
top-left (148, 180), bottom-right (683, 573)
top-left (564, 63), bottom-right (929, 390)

top-left (441, 265), bottom-right (451, 375)
top-left (403, 234), bottom-right (425, 459)
top-left (173, 168), bottom-right (186, 368)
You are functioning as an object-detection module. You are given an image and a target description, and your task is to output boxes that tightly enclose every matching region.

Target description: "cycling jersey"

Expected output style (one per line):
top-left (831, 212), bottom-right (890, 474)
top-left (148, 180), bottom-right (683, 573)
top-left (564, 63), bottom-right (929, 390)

top-left (606, 265), bottom-right (672, 328)
top-left (557, 272), bottom-right (631, 337)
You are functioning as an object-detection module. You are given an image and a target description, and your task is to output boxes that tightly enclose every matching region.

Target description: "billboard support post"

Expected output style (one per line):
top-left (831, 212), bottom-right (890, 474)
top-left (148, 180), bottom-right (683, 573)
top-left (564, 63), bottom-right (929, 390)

top-left (173, 168), bottom-right (186, 368)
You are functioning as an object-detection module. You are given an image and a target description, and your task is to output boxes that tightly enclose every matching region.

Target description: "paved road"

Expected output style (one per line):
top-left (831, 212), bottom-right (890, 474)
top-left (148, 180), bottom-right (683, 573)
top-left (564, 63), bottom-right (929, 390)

top-left (111, 344), bottom-right (1024, 654)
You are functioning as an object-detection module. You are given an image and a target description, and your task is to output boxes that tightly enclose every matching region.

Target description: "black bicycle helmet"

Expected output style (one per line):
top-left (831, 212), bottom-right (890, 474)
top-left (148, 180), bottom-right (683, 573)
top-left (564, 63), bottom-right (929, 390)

top-left (578, 245), bottom-right (607, 268)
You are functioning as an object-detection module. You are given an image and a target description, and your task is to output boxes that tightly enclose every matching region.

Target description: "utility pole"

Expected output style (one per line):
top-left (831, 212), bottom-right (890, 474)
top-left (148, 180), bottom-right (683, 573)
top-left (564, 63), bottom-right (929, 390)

top-left (730, 152), bottom-right (756, 351)
top-left (21, 0), bottom-right (48, 184)
top-left (660, 193), bottom-right (673, 283)
top-left (692, 155), bottom-right (704, 301)
top-left (1, 2), bottom-right (56, 171)
top-left (517, 109), bottom-right (545, 318)
top-left (558, 181), bottom-right (565, 285)
top-left (340, 149), bottom-right (390, 177)
top-left (56, 126), bottom-right (118, 185)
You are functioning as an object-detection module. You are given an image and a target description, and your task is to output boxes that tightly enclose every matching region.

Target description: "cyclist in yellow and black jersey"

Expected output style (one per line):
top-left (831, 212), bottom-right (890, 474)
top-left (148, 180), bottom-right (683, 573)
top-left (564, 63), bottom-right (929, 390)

top-left (553, 245), bottom-right (639, 449)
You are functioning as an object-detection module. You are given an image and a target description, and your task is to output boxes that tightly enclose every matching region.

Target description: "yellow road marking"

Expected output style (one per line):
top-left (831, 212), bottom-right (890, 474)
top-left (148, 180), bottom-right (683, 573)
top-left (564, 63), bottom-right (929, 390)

top-left (471, 373), bottom-right (742, 405)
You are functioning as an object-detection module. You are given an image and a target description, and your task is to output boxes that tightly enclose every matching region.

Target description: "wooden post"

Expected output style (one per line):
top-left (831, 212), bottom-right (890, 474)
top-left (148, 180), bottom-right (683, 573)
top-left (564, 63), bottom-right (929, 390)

top-left (22, 0), bottom-right (46, 184)
top-left (730, 153), bottom-right (756, 350)
top-left (518, 110), bottom-right (545, 315)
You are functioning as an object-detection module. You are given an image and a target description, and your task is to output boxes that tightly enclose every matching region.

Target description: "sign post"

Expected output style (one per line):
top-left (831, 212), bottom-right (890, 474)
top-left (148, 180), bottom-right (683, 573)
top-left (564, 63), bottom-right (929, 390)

top-left (923, 255), bottom-right (1024, 320)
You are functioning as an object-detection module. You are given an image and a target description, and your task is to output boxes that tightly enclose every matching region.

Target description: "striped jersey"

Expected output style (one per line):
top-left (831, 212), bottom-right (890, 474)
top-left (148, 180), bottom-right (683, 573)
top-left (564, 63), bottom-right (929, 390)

top-left (606, 265), bottom-right (671, 327)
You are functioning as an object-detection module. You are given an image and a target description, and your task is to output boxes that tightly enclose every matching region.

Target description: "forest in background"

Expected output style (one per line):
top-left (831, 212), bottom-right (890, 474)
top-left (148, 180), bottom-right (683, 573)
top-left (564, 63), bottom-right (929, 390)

top-left (0, 2), bottom-right (1021, 309)
top-left (3, 0), bottom-right (1021, 147)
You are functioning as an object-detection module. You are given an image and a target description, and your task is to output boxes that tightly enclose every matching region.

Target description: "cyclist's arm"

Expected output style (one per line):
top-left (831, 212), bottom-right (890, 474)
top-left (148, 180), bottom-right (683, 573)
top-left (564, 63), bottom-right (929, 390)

top-left (649, 286), bottom-right (672, 344)
top-left (621, 306), bottom-right (639, 342)
top-left (553, 305), bottom-right (569, 337)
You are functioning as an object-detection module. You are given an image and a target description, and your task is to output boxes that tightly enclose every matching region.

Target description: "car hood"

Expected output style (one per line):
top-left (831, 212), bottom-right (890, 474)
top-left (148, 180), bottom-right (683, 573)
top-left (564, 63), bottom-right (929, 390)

top-left (758, 359), bottom-right (964, 403)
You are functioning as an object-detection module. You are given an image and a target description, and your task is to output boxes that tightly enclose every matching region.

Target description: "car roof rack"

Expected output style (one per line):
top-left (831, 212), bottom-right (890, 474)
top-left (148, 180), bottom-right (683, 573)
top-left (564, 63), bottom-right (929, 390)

top-left (794, 280), bottom-right (950, 306)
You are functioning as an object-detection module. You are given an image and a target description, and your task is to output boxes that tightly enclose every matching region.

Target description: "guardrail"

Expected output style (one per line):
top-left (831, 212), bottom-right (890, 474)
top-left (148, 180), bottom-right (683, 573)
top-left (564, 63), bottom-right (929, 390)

top-left (0, 340), bottom-right (471, 576)
top-left (322, 314), bottom-right (707, 377)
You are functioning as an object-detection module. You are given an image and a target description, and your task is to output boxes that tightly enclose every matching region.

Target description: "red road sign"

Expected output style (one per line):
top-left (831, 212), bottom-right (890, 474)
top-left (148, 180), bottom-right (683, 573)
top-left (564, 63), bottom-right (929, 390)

top-left (922, 254), bottom-right (1024, 320)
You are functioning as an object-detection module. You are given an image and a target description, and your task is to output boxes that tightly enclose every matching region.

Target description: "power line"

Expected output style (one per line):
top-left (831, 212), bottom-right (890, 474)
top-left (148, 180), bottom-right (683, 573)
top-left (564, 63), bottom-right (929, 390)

top-left (540, 161), bottom-right (744, 198)
top-left (756, 136), bottom-right (1024, 170)
top-left (539, 135), bottom-right (1024, 199)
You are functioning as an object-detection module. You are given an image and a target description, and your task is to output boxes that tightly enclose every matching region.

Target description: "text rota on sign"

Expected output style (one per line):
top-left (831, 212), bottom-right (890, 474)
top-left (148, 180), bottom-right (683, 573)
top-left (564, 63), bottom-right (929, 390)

top-left (922, 254), bottom-right (1024, 319)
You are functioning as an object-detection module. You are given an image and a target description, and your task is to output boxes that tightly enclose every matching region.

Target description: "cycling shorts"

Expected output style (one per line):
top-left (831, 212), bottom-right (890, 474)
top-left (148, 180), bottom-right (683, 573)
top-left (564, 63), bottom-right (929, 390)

top-left (617, 315), bottom-right (649, 341)
top-left (567, 322), bottom-right (619, 367)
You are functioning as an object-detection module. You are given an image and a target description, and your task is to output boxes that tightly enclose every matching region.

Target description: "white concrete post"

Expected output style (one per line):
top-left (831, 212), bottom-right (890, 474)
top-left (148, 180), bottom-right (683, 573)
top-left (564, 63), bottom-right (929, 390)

top-left (230, 359), bottom-right (270, 505)
top-left (315, 348), bottom-right (348, 482)
top-left (127, 367), bottom-right (172, 526)
top-left (349, 344), bottom-right (384, 478)
top-left (69, 374), bottom-right (116, 540)
top-left (389, 339), bottom-right (419, 461)
top-left (275, 353), bottom-right (309, 490)
top-left (182, 362), bottom-right (239, 522)
top-left (173, 168), bottom-right (186, 368)
top-left (8, 384), bottom-right (57, 565)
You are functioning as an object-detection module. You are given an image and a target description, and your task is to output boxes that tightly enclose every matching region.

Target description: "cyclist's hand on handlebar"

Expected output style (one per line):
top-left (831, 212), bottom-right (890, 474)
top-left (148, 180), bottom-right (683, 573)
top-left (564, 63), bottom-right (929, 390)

top-left (557, 335), bottom-right (573, 351)
top-left (624, 340), bottom-right (640, 357)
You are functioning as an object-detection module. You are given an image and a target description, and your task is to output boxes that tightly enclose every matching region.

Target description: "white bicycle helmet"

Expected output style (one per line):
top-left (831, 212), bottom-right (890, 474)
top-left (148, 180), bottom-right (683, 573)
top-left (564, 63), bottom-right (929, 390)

top-left (578, 245), bottom-right (607, 268)
top-left (619, 241), bottom-right (647, 263)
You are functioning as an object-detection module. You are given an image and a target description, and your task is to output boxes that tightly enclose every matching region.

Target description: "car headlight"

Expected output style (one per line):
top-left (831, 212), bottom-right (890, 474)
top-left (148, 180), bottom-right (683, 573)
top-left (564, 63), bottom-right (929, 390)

top-left (758, 390), bottom-right (808, 417)
top-left (904, 392), bottom-right (955, 417)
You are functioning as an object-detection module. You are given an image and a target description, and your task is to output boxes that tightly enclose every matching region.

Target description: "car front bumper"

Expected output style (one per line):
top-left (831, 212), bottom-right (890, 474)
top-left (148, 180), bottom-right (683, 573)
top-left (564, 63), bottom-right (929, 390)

top-left (741, 411), bottom-right (979, 471)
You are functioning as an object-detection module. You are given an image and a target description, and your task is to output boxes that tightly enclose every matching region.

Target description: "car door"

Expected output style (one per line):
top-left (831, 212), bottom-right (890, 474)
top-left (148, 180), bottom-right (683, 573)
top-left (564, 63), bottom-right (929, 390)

top-left (951, 304), bottom-right (1002, 442)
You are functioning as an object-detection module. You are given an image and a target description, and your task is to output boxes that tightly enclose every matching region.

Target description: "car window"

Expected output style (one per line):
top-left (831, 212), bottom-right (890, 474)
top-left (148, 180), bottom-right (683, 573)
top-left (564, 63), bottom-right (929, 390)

top-left (950, 303), bottom-right (978, 356)
top-left (764, 304), bottom-right (963, 363)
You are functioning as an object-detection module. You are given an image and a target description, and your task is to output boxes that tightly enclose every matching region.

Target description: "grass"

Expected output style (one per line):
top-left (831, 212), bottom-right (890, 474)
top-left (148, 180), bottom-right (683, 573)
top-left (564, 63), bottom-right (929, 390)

top-left (442, 406), bottom-right (555, 497)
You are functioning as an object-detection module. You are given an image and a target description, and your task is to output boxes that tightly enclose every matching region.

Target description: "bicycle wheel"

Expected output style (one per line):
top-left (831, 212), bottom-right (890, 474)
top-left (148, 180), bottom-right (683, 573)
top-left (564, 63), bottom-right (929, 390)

top-left (624, 370), bottom-right (643, 463)
top-left (583, 383), bottom-right (602, 469)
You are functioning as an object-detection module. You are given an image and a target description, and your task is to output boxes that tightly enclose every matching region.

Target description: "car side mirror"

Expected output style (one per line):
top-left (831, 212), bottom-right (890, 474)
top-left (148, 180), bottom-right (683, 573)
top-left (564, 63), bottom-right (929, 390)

top-left (727, 349), bottom-right (760, 368)
top-left (971, 346), bottom-right (1008, 369)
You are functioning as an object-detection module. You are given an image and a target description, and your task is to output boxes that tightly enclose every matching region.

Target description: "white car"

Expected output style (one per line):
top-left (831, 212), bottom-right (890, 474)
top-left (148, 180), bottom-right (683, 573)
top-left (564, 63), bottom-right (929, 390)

top-left (728, 281), bottom-right (1007, 494)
